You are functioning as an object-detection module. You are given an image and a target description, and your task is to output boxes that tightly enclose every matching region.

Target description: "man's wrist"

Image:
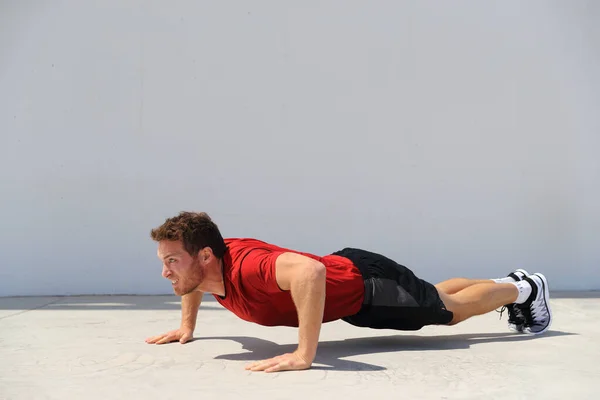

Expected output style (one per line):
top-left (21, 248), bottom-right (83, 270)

top-left (180, 323), bottom-right (195, 332)
top-left (295, 347), bottom-right (316, 364)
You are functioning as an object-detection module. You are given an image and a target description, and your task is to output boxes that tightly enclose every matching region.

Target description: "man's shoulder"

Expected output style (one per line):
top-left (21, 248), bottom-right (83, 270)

top-left (223, 237), bottom-right (289, 265)
top-left (224, 237), bottom-right (284, 250)
top-left (224, 237), bottom-right (265, 245)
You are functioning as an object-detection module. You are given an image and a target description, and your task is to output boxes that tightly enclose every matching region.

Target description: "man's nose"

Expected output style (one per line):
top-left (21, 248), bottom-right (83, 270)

top-left (162, 264), bottom-right (170, 278)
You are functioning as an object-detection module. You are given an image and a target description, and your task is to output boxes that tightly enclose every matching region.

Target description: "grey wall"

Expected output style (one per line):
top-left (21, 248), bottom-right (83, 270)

top-left (1, 1), bottom-right (599, 296)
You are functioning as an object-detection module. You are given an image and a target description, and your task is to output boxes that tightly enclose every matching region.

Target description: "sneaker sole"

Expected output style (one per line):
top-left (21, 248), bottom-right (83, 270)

top-left (508, 323), bottom-right (521, 333)
top-left (524, 273), bottom-right (552, 335)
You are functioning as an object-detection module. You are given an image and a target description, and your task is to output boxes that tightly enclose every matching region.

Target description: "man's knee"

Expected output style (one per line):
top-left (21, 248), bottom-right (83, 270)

top-left (437, 291), bottom-right (464, 325)
top-left (447, 314), bottom-right (464, 325)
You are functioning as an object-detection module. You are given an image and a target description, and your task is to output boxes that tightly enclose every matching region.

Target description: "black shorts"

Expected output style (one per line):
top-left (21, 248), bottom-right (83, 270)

top-left (332, 247), bottom-right (454, 330)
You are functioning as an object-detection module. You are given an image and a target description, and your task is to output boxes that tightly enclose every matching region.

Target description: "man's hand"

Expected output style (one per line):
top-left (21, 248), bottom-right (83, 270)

top-left (145, 291), bottom-right (203, 345)
top-left (245, 351), bottom-right (312, 373)
top-left (145, 327), bottom-right (193, 344)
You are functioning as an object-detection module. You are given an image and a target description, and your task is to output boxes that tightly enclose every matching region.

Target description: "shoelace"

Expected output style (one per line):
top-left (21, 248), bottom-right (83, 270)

top-left (496, 306), bottom-right (506, 320)
top-left (496, 304), bottom-right (525, 324)
top-left (514, 305), bottom-right (525, 318)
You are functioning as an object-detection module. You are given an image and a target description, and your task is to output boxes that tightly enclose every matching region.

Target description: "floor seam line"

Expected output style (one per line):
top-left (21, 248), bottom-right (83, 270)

top-left (0, 298), bottom-right (63, 321)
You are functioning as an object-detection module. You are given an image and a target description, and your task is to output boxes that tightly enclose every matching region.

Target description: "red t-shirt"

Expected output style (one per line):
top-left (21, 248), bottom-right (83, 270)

top-left (212, 238), bottom-right (365, 327)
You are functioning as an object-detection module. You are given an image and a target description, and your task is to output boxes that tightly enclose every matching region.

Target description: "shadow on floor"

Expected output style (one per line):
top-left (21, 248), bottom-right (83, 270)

top-left (194, 330), bottom-right (575, 372)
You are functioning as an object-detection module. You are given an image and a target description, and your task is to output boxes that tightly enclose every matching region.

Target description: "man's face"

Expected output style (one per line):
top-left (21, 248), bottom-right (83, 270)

top-left (157, 240), bottom-right (204, 296)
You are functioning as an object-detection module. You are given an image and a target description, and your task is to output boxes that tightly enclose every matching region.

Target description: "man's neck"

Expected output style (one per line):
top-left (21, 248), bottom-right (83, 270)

top-left (197, 259), bottom-right (225, 296)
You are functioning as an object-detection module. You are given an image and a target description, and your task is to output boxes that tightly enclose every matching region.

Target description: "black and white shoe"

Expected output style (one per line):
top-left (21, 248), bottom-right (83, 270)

top-left (517, 273), bottom-right (552, 335)
top-left (500, 269), bottom-right (529, 332)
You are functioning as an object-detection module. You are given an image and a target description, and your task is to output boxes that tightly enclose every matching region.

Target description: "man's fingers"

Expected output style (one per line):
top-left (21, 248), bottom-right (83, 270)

top-left (155, 335), bottom-right (175, 345)
top-left (145, 335), bottom-right (163, 344)
top-left (244, 362), bottom-right (258, 370)
top-left (245, 359), bottom-right (267, 371)
top-left (245, 358), bottom-right (268, 370)
top-left (146, 332), bottom-right (191, 345)
top-left (245, 355), bottom-right (291, 372)
top-left (265, 361), bottom-right (289, 373)
top-left (248, 358), bottom-right (281, 372)
top-left (245, 353), bottom-right (310, 373)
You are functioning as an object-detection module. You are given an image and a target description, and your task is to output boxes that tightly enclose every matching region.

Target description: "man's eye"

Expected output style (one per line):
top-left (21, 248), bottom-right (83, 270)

top-left (169, 258), bottom-right (175, 263)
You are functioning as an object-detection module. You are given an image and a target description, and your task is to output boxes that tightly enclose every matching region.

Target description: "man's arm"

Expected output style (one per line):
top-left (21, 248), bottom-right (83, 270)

top-left (277, 252), bottom-right (326, 362)
top-left (180, 290), bottom-right (204, 331)
top-left (146, 290), bottom-right (203, 344)
top-left (245, 252), bottom-right (326, 372)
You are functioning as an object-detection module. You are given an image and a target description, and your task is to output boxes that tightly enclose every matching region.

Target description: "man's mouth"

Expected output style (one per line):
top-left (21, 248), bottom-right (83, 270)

top-left (170, 280), bottom-right (178, 285)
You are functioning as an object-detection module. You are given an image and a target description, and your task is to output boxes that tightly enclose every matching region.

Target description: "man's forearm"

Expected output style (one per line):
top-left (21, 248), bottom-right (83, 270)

top-left (181, 290), bottom-right (203, 330)
top-left (289, 263), bottom-right (326, 362)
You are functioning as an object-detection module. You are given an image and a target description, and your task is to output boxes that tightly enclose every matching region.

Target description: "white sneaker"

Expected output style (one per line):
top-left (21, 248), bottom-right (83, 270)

top-left (517, 273), bottom-right (552, 335)
top-left (508, 269), bottom-right (529, 282)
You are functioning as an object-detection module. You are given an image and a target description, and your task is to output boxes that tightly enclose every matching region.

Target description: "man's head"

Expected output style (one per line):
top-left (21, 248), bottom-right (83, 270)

top-left (150, 211), bottom-right (227, 296)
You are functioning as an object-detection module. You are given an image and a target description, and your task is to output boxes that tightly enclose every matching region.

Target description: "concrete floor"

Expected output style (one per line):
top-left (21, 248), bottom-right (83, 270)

top-left (1, 294), bottom-right (598, 400)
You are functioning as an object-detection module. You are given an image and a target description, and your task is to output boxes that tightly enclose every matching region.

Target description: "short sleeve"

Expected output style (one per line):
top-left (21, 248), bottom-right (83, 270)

top-left (239, 247), bottom-right (287, 295)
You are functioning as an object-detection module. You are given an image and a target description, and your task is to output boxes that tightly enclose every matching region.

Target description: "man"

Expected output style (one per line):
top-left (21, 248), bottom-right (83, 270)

top-left (145, 211), bottom-right (552, 373)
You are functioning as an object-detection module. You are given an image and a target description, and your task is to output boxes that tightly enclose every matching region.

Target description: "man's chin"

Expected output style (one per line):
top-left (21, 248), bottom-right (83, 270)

top-left (172, 286), bottom-right (184, 296)
top-left (173, 286), bottom-right (197, 296)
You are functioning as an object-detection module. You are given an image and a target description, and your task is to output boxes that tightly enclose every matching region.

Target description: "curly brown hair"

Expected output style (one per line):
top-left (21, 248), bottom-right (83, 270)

top-left (150, 211), bottom-right (227, 258)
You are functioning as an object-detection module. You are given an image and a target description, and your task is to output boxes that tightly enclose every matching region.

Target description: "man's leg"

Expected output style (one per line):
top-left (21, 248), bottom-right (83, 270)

top-left (438, 273), bottom-right (553, 335)
top-left (438, 282), bottom-right (522, 325)
top-left (435, 269), bottom-right (530, 295)
top-left (435, 278), bottom-right (494, 295)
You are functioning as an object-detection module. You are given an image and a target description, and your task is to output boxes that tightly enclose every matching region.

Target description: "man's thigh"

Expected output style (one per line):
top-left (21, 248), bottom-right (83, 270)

top-left (333, 247), bottom-right (454, 330)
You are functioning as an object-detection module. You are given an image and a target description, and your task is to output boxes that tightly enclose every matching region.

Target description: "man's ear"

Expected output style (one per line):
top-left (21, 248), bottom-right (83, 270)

top-left (199, 247), bottom-right (214, 263)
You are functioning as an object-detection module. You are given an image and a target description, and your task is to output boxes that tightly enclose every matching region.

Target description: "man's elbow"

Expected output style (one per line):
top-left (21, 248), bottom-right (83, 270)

top-left (311, 261), bottom-right (326, 279)
top-left (290, 260), bottom-right (326, 285)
